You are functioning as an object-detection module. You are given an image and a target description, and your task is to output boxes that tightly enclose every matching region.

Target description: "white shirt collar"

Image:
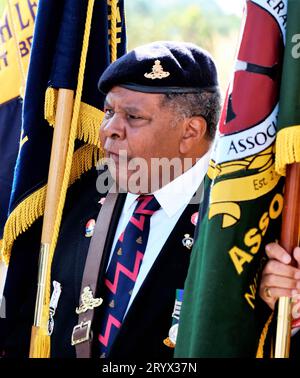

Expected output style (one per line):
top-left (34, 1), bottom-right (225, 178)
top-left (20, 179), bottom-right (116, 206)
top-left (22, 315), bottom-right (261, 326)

top-left (123, 149), bottom-right (211, 218)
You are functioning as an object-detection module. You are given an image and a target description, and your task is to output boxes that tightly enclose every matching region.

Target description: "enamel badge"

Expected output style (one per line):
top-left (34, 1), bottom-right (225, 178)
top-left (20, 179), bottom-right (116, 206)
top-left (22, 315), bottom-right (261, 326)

top-left (85, 219), bottom-right (95, 237)
top-left (191, 212), bottom-right (199, 226)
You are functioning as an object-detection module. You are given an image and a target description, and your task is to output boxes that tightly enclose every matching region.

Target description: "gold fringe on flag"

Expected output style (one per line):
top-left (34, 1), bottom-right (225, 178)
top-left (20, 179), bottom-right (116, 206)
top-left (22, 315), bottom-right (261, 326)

top-left (256, 312), bottom-right (274, 358)
top-left (0, 144), bottom-right (102, 266)
top-left (45, 87), bottom-right (103, 147)
top-left (275, 126), bottom-right (300, 176)
top-left (0, 186), bottom-right (47, 265)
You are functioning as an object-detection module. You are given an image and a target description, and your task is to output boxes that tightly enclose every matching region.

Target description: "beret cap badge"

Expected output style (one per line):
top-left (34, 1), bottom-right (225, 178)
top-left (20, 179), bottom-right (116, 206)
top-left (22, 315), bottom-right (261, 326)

top-left (144, 60), bottom-right (170, 80)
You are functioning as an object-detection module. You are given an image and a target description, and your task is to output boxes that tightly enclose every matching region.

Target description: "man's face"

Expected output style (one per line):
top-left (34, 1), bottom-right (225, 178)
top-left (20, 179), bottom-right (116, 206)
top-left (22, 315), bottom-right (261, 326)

top-left (100, 86), bottom-right (184, 193)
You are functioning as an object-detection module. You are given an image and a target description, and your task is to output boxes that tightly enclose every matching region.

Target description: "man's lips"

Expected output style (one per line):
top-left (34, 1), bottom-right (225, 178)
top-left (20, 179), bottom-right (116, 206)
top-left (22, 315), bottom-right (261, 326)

top-left (106, 151), bottom-right (129, 163)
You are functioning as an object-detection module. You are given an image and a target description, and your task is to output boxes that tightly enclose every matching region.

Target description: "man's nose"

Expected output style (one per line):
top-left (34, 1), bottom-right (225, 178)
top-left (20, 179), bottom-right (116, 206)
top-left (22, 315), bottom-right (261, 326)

top-left (102, 113), bottom-right (126, 140)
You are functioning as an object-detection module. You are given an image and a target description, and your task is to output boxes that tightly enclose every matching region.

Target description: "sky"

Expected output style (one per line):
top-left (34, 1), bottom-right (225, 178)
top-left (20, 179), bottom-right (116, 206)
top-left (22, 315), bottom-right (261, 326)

top-left (216, 0), bottom-right (245, 16)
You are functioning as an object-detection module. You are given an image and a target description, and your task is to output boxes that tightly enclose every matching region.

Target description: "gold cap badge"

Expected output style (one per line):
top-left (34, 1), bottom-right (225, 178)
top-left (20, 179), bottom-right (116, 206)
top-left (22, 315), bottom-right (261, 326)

top-left (144, 60), bottom-right (170, 80)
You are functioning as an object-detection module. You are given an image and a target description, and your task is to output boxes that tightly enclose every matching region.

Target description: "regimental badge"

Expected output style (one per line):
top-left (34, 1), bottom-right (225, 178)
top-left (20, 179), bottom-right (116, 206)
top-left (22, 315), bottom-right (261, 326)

top-left (76, 286), bottom-right (103, 314)
top-left (163, 289), bottom-right (184, 349)
top-left (182, 234), bottom-right (194, 250)
top-left (191, 212), bottom-right (199, 226)
top-left (85, 219), bottom-right (95, 237)
top-left (144, 60), bottom-right (170, 80)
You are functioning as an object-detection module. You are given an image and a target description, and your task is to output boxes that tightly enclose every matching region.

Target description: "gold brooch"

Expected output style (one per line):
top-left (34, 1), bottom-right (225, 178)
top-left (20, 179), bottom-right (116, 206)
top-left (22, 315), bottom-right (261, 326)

top-left (76, 286), bottom-right (103, 314)
top-left (144, 60), bottom-right (170, 80)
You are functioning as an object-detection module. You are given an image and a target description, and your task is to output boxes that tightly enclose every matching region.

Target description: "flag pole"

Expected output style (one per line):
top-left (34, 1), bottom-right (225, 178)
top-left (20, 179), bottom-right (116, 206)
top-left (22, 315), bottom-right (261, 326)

top-left (29, 89), bottom-right (74, 357)
top-left (275, 163), bottom-right (300, 358)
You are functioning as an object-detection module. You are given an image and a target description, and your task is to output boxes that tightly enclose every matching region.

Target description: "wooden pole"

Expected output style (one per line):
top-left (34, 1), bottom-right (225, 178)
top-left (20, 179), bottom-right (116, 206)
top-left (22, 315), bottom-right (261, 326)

top-left (275, 163), bottom-right (300, 357)
top-left (29, 89), bottom-right (74, 357)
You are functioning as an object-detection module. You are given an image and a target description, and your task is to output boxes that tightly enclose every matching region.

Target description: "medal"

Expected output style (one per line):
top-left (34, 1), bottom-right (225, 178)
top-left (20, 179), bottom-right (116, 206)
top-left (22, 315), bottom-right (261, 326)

top-left (163, 289), bottom-right (184, 348)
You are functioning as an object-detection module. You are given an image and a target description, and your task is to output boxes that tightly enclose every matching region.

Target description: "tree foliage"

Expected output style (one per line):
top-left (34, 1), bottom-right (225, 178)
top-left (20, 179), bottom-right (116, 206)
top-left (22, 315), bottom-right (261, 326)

top-left (125, 0), bottom-right (242, 92)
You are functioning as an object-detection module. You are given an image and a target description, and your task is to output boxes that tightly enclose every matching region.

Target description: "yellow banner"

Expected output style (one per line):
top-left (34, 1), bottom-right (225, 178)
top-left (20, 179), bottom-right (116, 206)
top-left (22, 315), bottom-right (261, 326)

top-left (0, 0), bottom-right (37, 104)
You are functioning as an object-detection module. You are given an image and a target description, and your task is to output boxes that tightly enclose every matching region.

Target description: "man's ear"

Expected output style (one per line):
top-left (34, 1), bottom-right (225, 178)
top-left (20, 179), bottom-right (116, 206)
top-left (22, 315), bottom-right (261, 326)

top-left (179, 116), bottom-right (208, 155)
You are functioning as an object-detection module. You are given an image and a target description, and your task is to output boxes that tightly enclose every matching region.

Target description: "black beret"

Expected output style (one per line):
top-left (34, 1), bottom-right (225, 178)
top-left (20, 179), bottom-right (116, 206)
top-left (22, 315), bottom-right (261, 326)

top-left (98, 41), bottom-right (219, 94)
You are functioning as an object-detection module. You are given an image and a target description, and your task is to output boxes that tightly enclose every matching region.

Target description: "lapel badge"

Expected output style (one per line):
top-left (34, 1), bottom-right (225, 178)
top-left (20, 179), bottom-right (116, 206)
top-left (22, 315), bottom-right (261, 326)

top-left (191, 212), bottom-right (199, 226)
top-left (76, 286), bottom-right (103, 314)
top-left (85, 219), bottom-right (95, 237)
top-left (144, 60), bottom-right (170, 80)
top-left (182, 234), bottom-right (194, 250)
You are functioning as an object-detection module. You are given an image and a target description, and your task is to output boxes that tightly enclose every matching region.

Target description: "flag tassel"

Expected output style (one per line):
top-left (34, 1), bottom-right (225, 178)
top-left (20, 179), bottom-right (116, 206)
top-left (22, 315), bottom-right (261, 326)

top-left (275, 126), bottom-right (300, 176)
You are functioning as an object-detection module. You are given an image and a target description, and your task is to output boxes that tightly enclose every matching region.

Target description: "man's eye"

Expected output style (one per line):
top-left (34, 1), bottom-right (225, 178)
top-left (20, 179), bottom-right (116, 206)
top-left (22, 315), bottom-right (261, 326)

top-left (128, 114), bottom-right (142, 120)
top-left (104, 109), bottom-right (114, 118)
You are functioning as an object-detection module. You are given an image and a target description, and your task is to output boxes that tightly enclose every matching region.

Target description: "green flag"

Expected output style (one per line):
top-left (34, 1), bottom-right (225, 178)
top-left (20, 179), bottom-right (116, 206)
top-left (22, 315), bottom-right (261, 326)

top-left (175, 0), bottom-right (287, 357)
top-left (276, 0), bottom-right (300, 176)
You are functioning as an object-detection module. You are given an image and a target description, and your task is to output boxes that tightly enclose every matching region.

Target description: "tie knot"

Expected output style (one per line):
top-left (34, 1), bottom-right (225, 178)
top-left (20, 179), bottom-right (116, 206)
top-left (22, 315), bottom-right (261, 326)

top-left (133, 195), bottom-right (161, 216)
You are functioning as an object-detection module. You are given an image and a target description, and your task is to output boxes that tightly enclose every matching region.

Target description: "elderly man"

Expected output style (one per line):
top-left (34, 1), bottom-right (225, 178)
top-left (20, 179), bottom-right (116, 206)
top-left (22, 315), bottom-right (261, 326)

top-left (0, 41), bottom-right (221, 358)
top-left (51, 41), bottom-right (221, 358)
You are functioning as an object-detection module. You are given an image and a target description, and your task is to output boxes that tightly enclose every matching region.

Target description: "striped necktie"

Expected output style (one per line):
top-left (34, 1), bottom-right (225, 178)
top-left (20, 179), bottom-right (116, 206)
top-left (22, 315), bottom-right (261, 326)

top-left (98, 194), bottom-right (161, 357)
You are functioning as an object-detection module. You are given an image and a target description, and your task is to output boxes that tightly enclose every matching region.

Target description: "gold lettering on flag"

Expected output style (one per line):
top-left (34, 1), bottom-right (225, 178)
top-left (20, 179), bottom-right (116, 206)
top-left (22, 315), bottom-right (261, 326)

top-left (0, 0), bottom-right (37, 104)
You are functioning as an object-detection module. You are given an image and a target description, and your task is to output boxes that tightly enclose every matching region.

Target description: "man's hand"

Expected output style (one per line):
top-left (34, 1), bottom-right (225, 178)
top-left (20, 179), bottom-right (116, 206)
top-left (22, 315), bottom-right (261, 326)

top-left (259, 243), bottom-right (300, 310)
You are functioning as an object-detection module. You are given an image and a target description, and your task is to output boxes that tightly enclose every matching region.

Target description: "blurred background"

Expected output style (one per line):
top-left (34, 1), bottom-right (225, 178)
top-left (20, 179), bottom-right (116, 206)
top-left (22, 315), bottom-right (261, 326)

top-left (125, 0), bottom-right (244, 93)
top-left (0, 0), bottom-right (244, 93)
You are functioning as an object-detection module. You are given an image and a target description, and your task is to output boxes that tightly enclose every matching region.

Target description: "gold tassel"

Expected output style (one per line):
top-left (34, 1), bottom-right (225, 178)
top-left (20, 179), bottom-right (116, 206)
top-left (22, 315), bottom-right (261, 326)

top-left (30, 292), bottom-right (51, 357)
top-left (275, 125), bottom-right (300, 176)
top-left (256, 312), bottom-right (274, 358)
top-left (44, 87), bottom-right (58, 126)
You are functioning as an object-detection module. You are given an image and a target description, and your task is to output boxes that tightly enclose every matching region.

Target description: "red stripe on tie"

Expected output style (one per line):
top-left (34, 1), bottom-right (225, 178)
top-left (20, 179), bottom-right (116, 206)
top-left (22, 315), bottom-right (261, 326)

top-left (105, 251), bottom-right (144, 294)
top-left (130, 215), bottom-right (145, 231)
top-left (98, 314), bottom-right (121, 347)
top-left (134, 196), bottom-right (157, 215)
